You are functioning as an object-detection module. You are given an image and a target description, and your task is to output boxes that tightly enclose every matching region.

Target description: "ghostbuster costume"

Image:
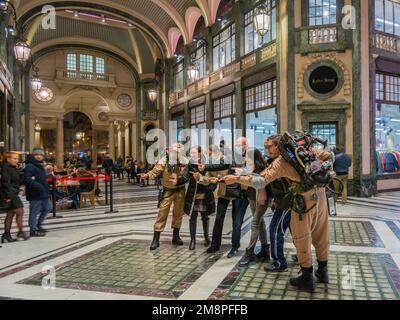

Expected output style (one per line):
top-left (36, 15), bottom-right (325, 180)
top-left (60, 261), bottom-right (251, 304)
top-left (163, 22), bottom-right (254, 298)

top-left (234, 133), bottom-right (332, 292)
top-left (146, 150), bottom-right (188, 250)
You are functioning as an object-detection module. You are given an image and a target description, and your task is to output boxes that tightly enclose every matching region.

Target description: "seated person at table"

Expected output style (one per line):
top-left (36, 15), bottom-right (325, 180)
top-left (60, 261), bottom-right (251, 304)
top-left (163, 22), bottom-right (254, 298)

top-left (69, 168), bottom-right (95, 209)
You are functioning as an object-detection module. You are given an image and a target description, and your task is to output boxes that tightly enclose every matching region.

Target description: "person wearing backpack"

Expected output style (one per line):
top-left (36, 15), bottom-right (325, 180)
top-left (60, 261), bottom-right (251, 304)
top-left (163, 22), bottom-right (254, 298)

top-left (25, 147), bottom-right (51, 237)
top-left (1, 151), bottom-right (29, 243)
top-left (221, 135), bottom-right (332, 292)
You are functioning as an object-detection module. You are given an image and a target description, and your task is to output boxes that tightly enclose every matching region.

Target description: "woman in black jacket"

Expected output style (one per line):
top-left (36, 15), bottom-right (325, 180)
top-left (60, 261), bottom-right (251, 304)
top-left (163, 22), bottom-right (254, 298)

top-left (170, 146), bottom-right (216, 250)
top-left (1, 152), bottom-right (28, 243)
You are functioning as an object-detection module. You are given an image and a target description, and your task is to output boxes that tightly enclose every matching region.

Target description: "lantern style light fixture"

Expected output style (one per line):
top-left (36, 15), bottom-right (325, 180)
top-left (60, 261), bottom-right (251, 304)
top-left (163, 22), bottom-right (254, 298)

top-left (148, 88), bottom-right (157, 102)
top-left (14, 40), bottom-right (31, 64)
top-left (187, 62), bottom-right (199, 83)
top-left (253, 3), bottom-right (270, 36)
top-left (30, 66), bottom-right (42, 92)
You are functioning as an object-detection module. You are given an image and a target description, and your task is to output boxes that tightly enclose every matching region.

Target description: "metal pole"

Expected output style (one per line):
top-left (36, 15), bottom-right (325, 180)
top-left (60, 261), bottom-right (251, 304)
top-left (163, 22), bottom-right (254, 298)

top-left (52, 177), bottom-right (57, 217)
top-left (105, 173), bottom-right (109, 205)
top-left (105, 175), bottom-right (118, 213)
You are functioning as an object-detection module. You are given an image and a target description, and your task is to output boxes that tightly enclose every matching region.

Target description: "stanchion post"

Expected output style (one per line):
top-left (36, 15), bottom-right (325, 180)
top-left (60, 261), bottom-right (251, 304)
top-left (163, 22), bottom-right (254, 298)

top-left (105, 174), bottom-right (109, 205)
top-left (52, 176), bottom-right (57, 218)
top-left (105, 175), bottom-right (118, 214)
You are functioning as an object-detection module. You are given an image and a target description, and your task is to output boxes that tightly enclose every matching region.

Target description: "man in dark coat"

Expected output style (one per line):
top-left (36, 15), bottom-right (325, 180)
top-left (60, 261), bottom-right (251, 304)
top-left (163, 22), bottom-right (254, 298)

top-left (25, 147), bottom-right (51, 237)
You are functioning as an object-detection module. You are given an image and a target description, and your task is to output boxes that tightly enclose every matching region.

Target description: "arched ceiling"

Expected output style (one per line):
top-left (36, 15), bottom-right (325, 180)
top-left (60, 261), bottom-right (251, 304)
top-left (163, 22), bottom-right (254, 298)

top-left (14, 0), bottom-right (224, 62)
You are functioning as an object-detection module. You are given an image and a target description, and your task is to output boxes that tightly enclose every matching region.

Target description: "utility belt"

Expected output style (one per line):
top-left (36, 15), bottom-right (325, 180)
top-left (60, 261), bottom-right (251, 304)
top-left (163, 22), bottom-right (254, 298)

top-left (290, 186), bottom-right (326, 221)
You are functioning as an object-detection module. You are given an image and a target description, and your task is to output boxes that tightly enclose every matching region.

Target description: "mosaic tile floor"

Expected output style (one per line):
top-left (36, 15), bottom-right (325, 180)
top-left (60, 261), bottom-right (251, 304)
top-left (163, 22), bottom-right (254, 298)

top-left (209, 249), bottom-right (400, 300)
top-left (286, 220), bottom-right (385, 247)
top-left (18, 239), bottom-right (226, 299)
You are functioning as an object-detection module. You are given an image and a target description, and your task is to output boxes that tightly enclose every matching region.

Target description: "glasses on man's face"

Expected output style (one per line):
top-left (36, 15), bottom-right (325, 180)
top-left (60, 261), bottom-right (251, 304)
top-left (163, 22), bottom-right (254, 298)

top-left (265, 144), bottom-right (274, 150)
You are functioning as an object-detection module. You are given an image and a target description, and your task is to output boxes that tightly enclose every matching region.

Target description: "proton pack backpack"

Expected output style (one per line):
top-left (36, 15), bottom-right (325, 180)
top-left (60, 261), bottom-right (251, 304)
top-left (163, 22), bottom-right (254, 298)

top-left (278, 131), bottom-right (334, 191)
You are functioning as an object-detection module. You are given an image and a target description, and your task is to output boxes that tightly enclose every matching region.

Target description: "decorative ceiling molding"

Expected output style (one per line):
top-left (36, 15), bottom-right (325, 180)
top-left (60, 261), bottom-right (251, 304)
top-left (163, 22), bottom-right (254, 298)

top-left (151, 0), bottom-right (189, 44)
top-left (195, 0), bottom-right (211, 26)
top-left (168, 27), bottom-right (182, 55)
top-left (208, 0), bottom-right (222, 24)
top-left (185, 7), bottom-right (203, 43)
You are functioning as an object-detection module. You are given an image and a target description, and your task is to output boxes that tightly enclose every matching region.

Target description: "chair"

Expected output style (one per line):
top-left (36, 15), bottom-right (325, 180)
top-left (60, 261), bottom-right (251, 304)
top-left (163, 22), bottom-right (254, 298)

top-left (79, 179), bottom-right (97, 208)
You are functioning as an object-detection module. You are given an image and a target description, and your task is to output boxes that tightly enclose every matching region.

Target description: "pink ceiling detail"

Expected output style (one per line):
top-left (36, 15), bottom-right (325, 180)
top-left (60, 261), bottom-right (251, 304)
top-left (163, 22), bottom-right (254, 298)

top-left (168, 27), bottom-right (183, 54)
top-left (208, 0), bottom-right (222, 24)
top-left (185, 7), bottom-right (203, 43)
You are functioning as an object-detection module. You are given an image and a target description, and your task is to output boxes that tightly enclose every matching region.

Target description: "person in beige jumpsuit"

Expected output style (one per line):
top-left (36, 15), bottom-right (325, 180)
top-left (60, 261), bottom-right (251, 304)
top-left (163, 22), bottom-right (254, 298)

top-left (221, 150), bottom-right (331, 292)
top-left (138, 147), bottom-right (188, 250)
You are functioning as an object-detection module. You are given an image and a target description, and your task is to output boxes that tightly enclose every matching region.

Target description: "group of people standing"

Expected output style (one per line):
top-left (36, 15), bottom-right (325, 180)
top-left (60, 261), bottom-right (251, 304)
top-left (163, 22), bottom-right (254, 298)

top-left (140, 134), bottom-right (337, 292)
top-left (0, 147), bottom-right (53, 244)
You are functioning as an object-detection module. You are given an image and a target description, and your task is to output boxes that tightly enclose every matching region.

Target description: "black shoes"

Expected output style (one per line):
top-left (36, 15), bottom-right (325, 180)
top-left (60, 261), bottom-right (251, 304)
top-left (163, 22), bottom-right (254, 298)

top-left (315, 260), bottom-right (329, 284)
top-left (1, 233), bottom-right (15, 243)
top-left (290, 266), bottom-right (316, 292)
top-left (30, 230), bottom-right (46, 237)
top-left (206, 246), bottom-right (220, 254)
top-left (239, 248), bottom-right (255, 267)
top-left (255, 244), bottom-right (270, 262)
top-left (264, 261), bottom-right (288, 273)
top-left (150, 231), bottom-right (161, 250)
top-left (16, 231), bottom-right (29, 241)
top-left (227, 248), bottom-right (239, 258)
top-left (38, 227), bottom-right (48, 233)
top-left (172, 228), bottom-right (183, 246)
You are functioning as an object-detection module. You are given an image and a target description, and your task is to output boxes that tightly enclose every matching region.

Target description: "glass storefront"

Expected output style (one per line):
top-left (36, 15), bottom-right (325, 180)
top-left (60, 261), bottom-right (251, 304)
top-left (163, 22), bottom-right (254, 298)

top-left (190, 104), bottom-right (207, 147)
top-left (376, 73), bottom-right (400, 175)
top-left (310, 122), bottom-right (338, 148)
top-left (213, 95), bottom-right (236, 149)
top-left (244, 79), bottom-right (277, 151)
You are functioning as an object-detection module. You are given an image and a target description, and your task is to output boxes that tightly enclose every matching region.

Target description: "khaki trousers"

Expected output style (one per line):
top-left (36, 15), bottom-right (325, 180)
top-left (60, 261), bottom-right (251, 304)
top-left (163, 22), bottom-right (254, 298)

top-left (154, 189), bottom-right (185, 232)
top-left (333, 175), bottom-right (348, 204)
top-left (290, 188), bottom-right (330, 268)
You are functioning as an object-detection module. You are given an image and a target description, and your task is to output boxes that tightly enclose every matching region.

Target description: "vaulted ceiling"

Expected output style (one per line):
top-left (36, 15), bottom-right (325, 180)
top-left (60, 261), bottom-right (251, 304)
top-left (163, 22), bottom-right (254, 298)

top-left (13, 0), bottom-right (227, 74)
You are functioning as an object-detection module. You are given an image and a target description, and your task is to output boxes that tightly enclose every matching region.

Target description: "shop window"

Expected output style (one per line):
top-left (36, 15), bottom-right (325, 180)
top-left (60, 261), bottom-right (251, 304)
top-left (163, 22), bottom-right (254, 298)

top-left (213, 24), bottom-right (236, 71)
top-left (213, 95), bottom-right (236, 149)
top-left (171, 113), bottom-right (185, 144)
top-left (308, 0), bottom-right (337, 26)
top-left (375, 68), bottom-right (400, 169)
top-left (189, 45), bottom-right (206, 84)
top-left (244, 79), bottom-right (277, 151)
top-left (173, 60), bottom-right (184, 92)
top-left (375, 0), bottom-right (400, 35)
top-left (190, 104), bottom-right (207, 147)
top-left (244, 1), bottom-right (277, 54)
top-left (310, 122), bottom-right (338, 148)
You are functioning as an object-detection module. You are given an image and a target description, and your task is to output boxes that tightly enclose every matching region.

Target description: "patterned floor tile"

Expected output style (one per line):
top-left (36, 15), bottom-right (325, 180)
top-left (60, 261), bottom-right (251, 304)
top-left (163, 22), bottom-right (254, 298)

top-left (285, 220), bottom-right (384, 247)
top-left (209, 249), bottom-right (400, 300)
top-left (18, 239), bottom-right (226, 299)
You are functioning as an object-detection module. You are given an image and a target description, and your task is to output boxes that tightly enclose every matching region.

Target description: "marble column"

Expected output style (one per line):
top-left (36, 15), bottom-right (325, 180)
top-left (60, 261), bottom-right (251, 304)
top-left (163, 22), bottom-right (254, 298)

top-left (92, 130), bottom-right (98, 168)
top-left (131, 122), bottom-right (137, 159)
top-left (108, 121), bottom-right (115, 160)
top-left (117, 123), bottom-right (123, 159)
top-left (29, 119), bottom-right (35, 150)
top-left (56, 118), bottom-right (64, 167)
top-left (124, 121), bottom-right (131, 159)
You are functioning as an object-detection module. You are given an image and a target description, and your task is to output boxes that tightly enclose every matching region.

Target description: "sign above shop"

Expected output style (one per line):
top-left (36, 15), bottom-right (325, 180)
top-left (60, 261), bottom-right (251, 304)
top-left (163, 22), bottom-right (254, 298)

top-left (309, 66), bottom-right (339, 95)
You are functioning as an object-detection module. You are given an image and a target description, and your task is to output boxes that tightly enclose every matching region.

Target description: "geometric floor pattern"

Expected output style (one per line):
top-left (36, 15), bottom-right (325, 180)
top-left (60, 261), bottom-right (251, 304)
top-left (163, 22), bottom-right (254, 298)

top-left (18, 239), bottom-right (227, 299)
top-left (209, 249), bottom-right (400, 300)
top-left (1, 180), bottom-right (400, 300)
top-left (286, 220), bottom-right (385, 247)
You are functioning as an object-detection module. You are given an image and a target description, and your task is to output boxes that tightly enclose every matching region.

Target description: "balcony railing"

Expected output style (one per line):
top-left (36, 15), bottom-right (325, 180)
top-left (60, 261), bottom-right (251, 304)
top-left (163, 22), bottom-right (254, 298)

top-left (169, 42), bottom-right (277, 107)
top-left (308, 26), bottom-right (337, 44)
top-left (63, 70), bottom-right (109, 81)
top-left (55, 69), bottom-right (116, 87)
top-left (374, 32), bottom-right (400, 53)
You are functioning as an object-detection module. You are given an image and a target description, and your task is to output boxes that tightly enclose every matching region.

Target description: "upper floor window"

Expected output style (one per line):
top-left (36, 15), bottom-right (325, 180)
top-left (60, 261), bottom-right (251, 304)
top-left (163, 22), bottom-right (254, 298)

top-left (245, 79), bottom-right (277, 112)
top-left (213, 24), bottom-right (236, 71)
top-left (190, 104), bottom-right (206, 128)
top-left (308, 0), bottom-right (337, 26)
top-left (375, 0), bottom-right (400, 35)
top-left (244, 1), bottom-right (277, 54)
top-left (189, 45), bottom-right (206, 84)
top-left (66, 53), bottom-right (106, 79)
top-left (376, 73), bottom-right (400, 104)
top-left (173, 60), bottom-right (184, 92)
